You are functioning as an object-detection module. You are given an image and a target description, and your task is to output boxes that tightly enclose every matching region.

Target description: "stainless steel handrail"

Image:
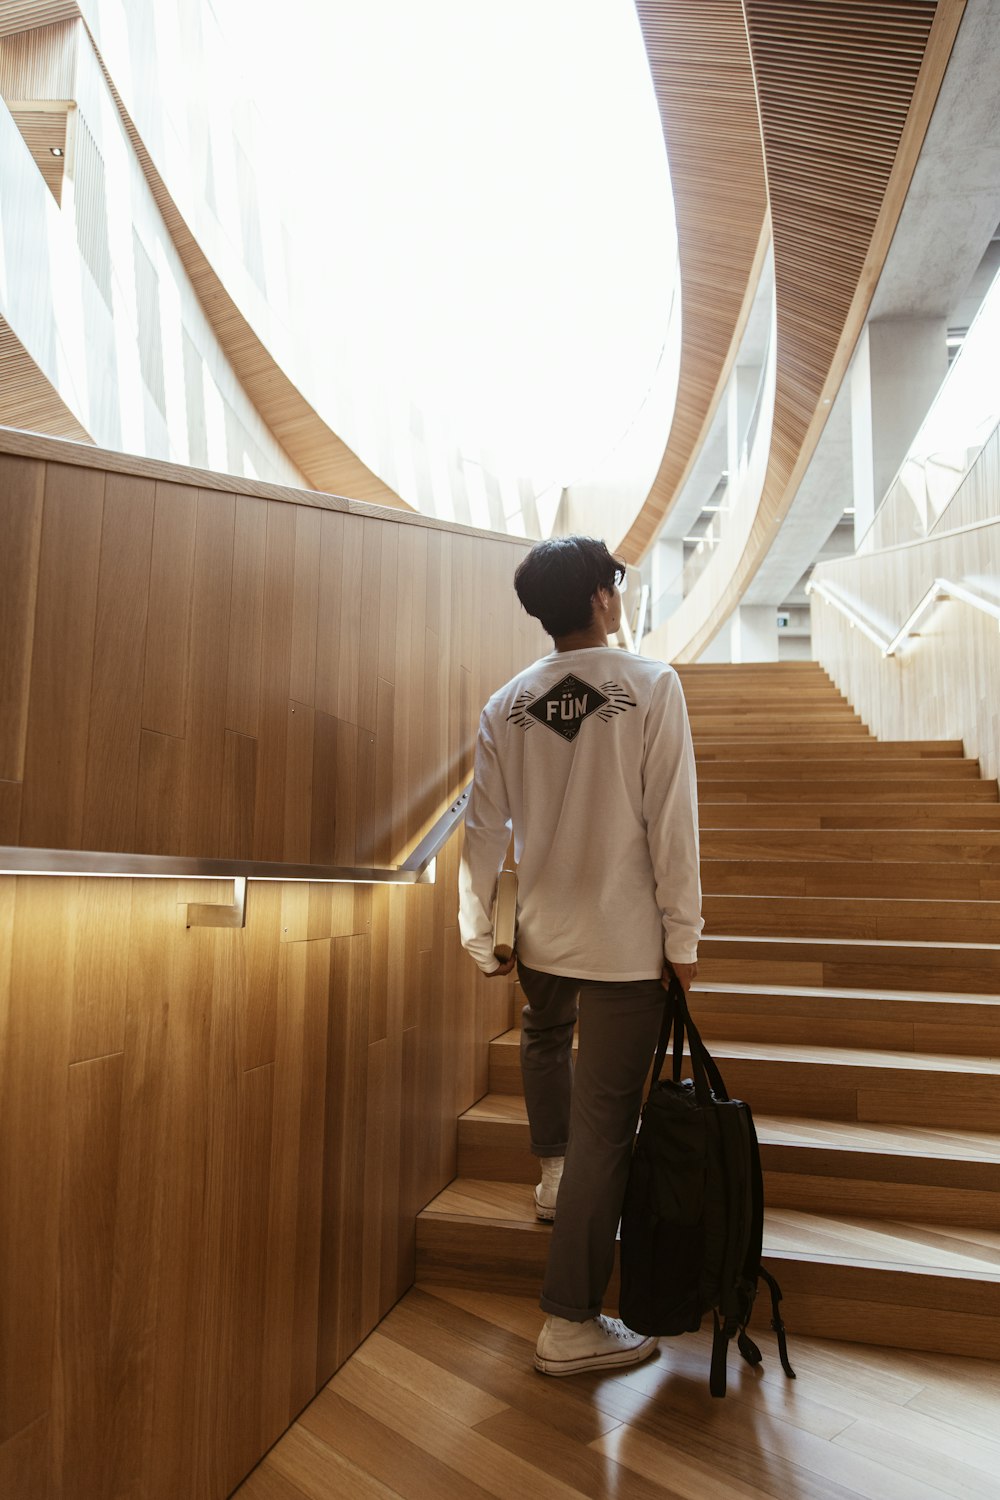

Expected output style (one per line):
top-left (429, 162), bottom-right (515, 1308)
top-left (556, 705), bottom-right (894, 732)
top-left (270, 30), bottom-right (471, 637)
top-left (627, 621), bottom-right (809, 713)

top-left (0, 782), bottom-right (475, 926)
top-left (806, 575), bottom-right (1000, 657)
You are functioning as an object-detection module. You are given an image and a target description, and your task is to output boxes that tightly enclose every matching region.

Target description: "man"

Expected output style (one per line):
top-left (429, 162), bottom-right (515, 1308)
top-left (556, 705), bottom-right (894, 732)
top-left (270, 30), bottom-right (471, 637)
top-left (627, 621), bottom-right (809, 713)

top-left (458, 535), bottom-right (703, 1376)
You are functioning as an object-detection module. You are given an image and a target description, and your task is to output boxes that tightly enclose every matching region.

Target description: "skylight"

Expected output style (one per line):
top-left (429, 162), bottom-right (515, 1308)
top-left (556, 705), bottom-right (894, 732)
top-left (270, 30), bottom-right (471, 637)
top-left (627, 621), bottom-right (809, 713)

top-left (207, 0), bottom-right (678, 531)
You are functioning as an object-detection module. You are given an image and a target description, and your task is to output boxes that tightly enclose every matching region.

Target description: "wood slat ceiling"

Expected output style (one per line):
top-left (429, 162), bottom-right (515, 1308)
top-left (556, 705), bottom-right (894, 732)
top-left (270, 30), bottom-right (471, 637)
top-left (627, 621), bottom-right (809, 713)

top-left (648, 0), bottom-right (965, 661)
top-left (10, 104), bottom-right (66, 201)
top-left (616, 1), bottom-right (769, 563)
top-left (0, 314), bottom-right (92, 441)
top-left (0, 1), bottom-right (78, 38)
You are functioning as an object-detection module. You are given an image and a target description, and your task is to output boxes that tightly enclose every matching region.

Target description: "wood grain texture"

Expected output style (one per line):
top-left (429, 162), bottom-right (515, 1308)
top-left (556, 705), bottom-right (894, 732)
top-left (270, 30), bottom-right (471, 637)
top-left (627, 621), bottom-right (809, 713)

top-left (0, 442), bottom-right (541, 1494)
top-left (19, 461), bottom-right (104, 847)
top-left (82, 472), bottom-right (155, 852)
top-left (0, 453), bottom-right (44, 781)
top-left (1, 445), bottom-right (542, 862)
top-left (236, 1285), bottom-right (1000, 1500)
top-left (0, 318), bottom-right (93, 445)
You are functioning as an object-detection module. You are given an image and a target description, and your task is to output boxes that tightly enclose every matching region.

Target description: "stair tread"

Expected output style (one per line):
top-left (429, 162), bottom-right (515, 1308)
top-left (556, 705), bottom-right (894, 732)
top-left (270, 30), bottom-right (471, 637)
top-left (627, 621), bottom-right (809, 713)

top-left (694, 740), bottom-right (964, 752)
top-left (420, 1183), bottom-right (1000, 1279)
top-left (692, 981), bottom-right (1000, 1006)
top-left (705, 895), bottom-right (1000, 914)
top-left (462, 1094), bottom-right (1000, 1162)
top-left (703, 932), bottom-right (1000, 953)
top-left (490, 1028), bottom-right (1000, 1073)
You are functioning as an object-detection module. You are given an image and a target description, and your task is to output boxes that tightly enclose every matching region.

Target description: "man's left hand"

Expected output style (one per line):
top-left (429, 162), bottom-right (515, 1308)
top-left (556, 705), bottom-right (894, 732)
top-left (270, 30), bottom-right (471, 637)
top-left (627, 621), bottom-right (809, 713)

top-left (663, 961), bottom-right (697, 994)
top-left (485, 955), bottom-right (516, 978)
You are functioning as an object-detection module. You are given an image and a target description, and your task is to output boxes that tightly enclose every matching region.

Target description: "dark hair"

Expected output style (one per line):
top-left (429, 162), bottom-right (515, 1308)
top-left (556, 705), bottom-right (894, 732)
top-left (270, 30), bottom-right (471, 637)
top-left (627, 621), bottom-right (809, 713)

top-left (513, 536), bottom-right (626, 638)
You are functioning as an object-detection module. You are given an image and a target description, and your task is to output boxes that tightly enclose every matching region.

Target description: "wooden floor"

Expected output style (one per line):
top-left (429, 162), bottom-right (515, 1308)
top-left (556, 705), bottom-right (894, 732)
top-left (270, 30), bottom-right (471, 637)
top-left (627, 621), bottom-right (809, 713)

top-left (234, 1284), bottom-right (1000, 1500)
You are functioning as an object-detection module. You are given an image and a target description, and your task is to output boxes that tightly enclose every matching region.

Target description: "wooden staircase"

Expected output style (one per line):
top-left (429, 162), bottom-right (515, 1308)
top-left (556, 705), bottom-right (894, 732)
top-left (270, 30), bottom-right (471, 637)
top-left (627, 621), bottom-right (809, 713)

top-left (417, 662), bottom-right (1000, 1358)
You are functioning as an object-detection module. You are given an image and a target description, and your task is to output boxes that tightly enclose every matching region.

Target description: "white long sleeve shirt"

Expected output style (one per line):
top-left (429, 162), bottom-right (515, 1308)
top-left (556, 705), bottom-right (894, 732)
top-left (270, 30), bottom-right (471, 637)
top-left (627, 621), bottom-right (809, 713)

top-left (458, 646), bottom-right (703, 979)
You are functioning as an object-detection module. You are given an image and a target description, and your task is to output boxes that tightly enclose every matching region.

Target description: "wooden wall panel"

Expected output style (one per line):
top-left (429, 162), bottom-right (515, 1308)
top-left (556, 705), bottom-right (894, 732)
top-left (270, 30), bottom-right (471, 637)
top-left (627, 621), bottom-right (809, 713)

top-left (82, 472), bottom-right (155, 852)
top-left (225, 495), bottom-right (267, 740)
top-left (141, 480), bottom-right (198, 740)
top-left (0, 877), bottom-right (77, 1445)
top-left (52, 1052), bottom-right (123, 1500)
top-left (182, 489), bottom-right (236, 858)
top-left (0, 432), bottom-right (542, 1497)
top-left (0, 779), bottom-right (21, 842)
top-left (19, 461), bottom-right (104, 846)
top-left (0, 453), bottom-right (44, 782)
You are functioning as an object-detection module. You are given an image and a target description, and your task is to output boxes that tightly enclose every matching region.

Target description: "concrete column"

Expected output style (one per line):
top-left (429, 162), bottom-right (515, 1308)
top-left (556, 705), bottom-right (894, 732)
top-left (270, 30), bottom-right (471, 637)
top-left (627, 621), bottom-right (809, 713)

top-left (730, 605), bottom-right (779, 663)
top-left (850, 318), bottom-right (948, 547)
top-left (696, 628), bottom-right (733, 664)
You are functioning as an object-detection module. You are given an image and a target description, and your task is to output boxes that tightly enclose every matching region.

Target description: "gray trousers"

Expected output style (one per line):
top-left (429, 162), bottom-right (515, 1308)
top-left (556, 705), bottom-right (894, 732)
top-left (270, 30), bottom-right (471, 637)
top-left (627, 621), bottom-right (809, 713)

top-left (517, 961), bottom-right (666, 1323)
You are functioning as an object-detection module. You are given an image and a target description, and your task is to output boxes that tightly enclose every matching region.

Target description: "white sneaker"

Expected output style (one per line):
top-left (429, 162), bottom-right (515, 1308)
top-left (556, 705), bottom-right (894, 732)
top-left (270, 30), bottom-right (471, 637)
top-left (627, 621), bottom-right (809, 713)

top-left (533, 1156), bottom-right (564, 1221)
top-left (534, 1314), bottom-right (658, 1376)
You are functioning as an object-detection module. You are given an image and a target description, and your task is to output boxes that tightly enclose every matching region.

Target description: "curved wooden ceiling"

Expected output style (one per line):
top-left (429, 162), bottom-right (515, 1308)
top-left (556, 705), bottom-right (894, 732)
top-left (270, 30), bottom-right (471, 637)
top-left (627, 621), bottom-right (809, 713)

top-left (0, 316), bottom-right (92, 442)
top-left (616, 0), bottom-right (769, 564)
top-left (641, 0), bottom-right (964, 661)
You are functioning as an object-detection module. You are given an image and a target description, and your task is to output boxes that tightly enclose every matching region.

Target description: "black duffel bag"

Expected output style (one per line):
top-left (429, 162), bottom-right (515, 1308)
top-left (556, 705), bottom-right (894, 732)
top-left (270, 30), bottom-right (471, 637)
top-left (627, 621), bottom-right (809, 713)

top-left (619, 971), bottom-right (795, 1397)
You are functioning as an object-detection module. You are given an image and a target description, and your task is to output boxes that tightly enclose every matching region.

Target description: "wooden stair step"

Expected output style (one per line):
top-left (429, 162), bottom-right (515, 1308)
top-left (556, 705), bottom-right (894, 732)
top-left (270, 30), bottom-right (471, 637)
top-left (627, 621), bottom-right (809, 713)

top-left (685, 694), bottom-right (854, 708)
top-left (702, 894), bottom-right (1000, 943)
top-left (689, 708), bottom-right (863, 720)
top-left (692, 725), bottom-right (872, 739)
top-left (698, 778), bottom-right (998, 803)
top-left (757, 1118), bottom-right (1000, 1227)
top-left (678, 665), bottom-right (830, 673)
top-left (701, 828), bottom-right (1000, 859)
top-left (695, 740), bottom-right (965, 759)
top-left (701, 858), bottom-right (1000, 899)
top-left (697, 759), bottom-right (980, 780)
top-left (690, 981), bottom-right (1000, 1053)
top-left (699, 804), bottom-right (1000, 829)
top-left (698, 933), bottom-right (1000, 995)
top-left (456, 1096), bottom-right (1000, 1226)
top-left (487, 1029), bottom-right (1000, 1127)
top-left (416, 1188), bottom-right (1000, 1358)
top-left (505, 978), bottom-right (1000, 1052)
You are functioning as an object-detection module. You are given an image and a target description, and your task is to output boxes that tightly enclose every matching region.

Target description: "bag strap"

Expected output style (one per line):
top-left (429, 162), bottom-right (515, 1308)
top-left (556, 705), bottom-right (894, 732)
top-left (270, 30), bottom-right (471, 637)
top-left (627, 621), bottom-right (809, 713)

top-left (650, 974), bottom-right (711, 1104)
top-left (650, 971), bottom-right (729, 1107)
top-left (758, 1266), bottom-right (796, 1380)
top-left (710, 1310), bottom-right (730, 1398)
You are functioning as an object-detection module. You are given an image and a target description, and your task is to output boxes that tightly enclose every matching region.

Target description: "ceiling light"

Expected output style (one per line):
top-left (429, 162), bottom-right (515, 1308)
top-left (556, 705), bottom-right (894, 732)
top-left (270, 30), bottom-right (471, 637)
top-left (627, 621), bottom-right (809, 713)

top-left (50, 146), bottom-right (64, 157)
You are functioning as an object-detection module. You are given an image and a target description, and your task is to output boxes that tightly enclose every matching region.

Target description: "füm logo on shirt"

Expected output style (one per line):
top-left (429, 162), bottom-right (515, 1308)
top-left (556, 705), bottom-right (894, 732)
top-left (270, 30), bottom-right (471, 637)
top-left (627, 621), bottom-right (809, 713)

top-left (525, 673), bottom-right (608, 741)
top-left (508, 674), bottom-right (637, 742)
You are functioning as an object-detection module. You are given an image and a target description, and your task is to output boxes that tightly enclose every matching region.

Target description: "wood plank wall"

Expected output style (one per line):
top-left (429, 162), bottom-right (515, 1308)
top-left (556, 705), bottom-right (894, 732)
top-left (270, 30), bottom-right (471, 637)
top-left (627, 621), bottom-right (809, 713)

top-left (811, 442), bottom-right (1000, 781)
top-left (0, 442), bottom-right (539, 859)
top-left (0, 435), bottom-right (544, 1499)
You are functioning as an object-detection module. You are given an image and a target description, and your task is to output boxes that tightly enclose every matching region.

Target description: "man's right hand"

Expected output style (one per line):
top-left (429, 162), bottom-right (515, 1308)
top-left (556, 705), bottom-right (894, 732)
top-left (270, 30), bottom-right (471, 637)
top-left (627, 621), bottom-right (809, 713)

top-left (485, 955), bottom-right (517, 978)
top-left (663, 961), bottom-right (697, 995)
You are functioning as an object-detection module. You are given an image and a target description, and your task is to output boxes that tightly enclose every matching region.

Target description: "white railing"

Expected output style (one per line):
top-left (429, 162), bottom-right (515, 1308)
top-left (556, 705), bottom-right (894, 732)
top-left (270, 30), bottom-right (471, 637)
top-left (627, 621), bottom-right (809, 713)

top-left (806, 575), bottom-right (1000, 657)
